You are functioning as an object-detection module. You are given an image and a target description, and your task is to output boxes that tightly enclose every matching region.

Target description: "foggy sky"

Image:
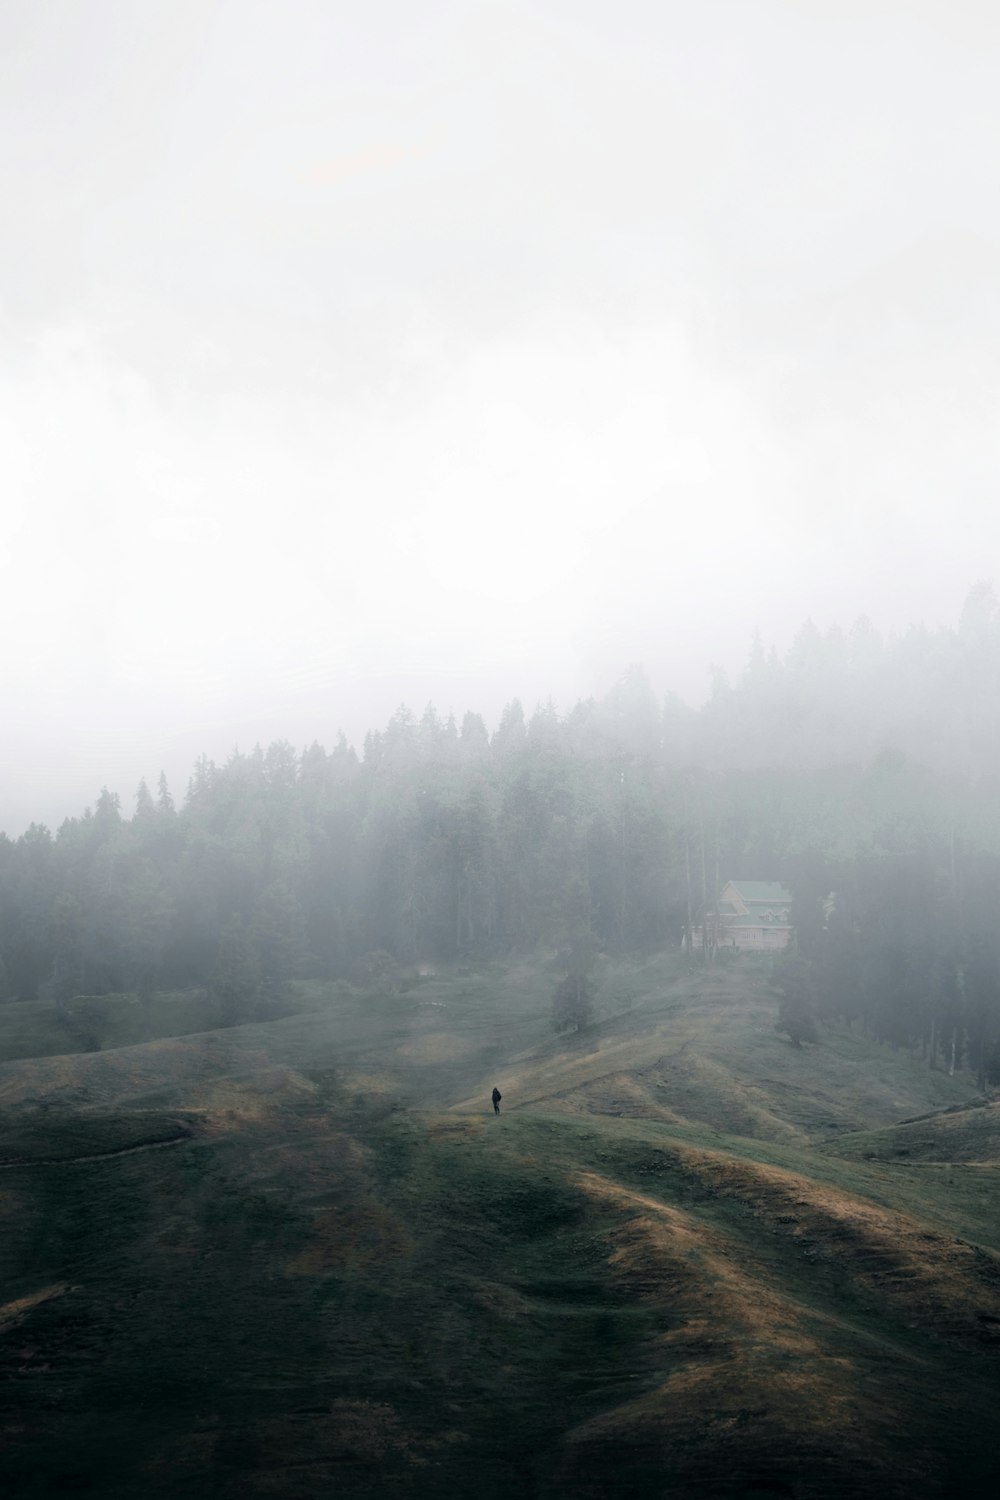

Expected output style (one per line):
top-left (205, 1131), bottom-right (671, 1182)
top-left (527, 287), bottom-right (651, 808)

top-left (3, 0), bottom-right (1000, 834)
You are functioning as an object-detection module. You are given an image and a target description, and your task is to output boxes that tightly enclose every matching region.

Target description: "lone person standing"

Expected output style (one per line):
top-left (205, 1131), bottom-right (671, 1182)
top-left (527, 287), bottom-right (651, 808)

top-left (491, 1086), bottom-right (502, 1116)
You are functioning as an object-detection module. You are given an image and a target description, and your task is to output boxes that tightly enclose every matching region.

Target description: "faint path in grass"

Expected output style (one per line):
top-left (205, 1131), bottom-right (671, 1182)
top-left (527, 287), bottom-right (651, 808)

top-left (0, 1281), bottom-right (72, 1329)
top-left (0, 1128), bottom-right (194, 1170)
top-left (506, 1039), bottom-right (696, 1113)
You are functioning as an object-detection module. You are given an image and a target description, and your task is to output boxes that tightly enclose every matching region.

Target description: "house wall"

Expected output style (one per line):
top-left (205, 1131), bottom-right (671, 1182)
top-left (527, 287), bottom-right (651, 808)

top-left (724, 926), bottom-right (791, 950)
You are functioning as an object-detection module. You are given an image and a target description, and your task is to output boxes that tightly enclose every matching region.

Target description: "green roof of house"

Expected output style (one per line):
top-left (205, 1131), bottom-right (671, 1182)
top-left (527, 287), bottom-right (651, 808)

top-left (724, 914), bottom-right (793, 929)
top-left (725, 880), bottom-right (792, 904)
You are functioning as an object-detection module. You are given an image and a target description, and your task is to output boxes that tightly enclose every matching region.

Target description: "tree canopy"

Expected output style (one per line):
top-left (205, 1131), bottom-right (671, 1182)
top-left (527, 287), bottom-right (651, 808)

top-left (3, 589), bottom-right (1000, 1074)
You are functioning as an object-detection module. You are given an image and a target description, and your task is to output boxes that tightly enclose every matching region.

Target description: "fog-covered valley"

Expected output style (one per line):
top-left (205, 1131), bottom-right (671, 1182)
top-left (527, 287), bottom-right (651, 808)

top-left (6, 4), bottom-right (1000, 1494)
top-left (4, 596), bottom-right (1000, 1495)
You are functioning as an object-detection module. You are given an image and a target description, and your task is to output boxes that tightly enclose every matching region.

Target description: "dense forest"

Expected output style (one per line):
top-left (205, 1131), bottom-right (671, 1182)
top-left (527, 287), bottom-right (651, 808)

top-left (3, 585), bottom-right (1000, 1083)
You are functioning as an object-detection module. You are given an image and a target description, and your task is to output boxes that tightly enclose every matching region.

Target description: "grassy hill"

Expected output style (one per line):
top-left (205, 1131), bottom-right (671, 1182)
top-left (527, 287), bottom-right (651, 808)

top-left (2, 957), bottom-right (999, 1497)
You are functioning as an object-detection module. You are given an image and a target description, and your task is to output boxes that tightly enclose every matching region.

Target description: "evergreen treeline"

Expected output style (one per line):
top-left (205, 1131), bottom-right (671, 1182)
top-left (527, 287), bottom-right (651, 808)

top-left (783, 841), bottom-right (1000, 1087)
top-left (2, 587), bottom-right (1000, 1077)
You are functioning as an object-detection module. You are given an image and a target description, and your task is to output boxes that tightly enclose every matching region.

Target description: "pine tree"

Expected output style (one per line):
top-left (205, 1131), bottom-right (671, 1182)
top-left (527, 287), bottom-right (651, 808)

top-left (134, 779), bottom-right (156, 823)
top-left (772, 953), bottom-right (820, 1049)
top-left (211, 916), bottom-right (261, 1026)
top-left (157, 771), bottom-right (175, 817)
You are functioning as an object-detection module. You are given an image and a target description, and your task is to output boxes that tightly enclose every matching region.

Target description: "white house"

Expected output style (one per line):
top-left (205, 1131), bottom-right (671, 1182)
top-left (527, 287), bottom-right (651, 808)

top-left (709, 879), bottom-right (793, 951)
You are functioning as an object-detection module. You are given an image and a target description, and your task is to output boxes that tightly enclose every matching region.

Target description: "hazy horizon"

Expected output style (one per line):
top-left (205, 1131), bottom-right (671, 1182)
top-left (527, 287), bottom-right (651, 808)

top-left (1, 585), bottom-right (987, 839)
top-left (4, 1), bottom-right (1000, 836)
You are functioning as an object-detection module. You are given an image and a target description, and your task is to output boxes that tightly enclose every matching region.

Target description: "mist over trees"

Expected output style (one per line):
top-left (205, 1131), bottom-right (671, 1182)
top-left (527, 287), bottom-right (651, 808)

top-left (3, 588), bottom-right (1000, 1074)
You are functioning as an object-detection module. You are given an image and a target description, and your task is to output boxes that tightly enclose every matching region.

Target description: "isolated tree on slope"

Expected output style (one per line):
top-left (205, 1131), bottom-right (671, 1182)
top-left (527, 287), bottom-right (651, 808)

top-left (251, 880), bottom-right (307, 990)
top-left (772, 952), bottom-right (819, 1049)
top-left (212, 915), bottom-right (261, 1026)
top-left (552, 933), bottom-right (598, 1032)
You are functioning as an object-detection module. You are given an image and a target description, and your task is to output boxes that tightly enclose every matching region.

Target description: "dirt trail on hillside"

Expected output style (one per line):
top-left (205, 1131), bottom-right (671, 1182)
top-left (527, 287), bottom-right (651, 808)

top-left (0, 1129), bottom-right (194, 1170)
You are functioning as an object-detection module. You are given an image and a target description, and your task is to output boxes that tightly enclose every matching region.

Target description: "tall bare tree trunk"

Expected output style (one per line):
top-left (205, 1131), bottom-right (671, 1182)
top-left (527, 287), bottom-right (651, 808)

top-left (712, 825), bottom-right (720, 962)
top-left (684, 831), bottom-right (694, 962)
top-left (617, 768), bottom-right (627, 951)
top-left (699, 799), bottom-right (709, 964)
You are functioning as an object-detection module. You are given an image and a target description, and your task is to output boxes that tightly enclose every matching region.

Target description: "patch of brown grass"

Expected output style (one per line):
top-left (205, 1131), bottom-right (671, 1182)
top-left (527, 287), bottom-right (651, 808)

top-left (562, 1070), bottom-right (690, 1125)
top-left (284, 1199), bottom-right (413, 1276)
top-left (446, 1023), bottom-right (702, 1115)
top-left (664, 1142), bottom-right (1000, 1349)
top-left (189, 1068), bottom-right (318, 1132)
top-left (424, 1115), bottom-right (485, 1141)
top-left (0, 1282), bottom-right (71, 1330)
top-left (563, 1173), bottom-right (912, 1497)
top-left (579, 1173), bottom-right (832, 1364)
top-left (0, 1034), bottom-right (278, 1112)
top-left (394, 1033), bottom-right (478, 1064)
top-left (450, 1005), bottom-right (807, 1141)
top-left (837, 1101), bottom-right (1000, 1164)
top-left (249, 1399), bottom-right (420, 1467)
top-left (146, 1403), bottom-right (426, 1494)
top-left (469, 1279), bottom-right (533, 1322)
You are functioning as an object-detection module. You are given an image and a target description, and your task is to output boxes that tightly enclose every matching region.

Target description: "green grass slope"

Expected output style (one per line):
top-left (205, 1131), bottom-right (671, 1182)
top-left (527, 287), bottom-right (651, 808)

top-left (451, 962), bottom-right (975, 1140)
top-left (0, 989), bottom-right (229, 1062)
top-left (826, 1096), bottom-right (1000, 1163)
top-left (1, 957), bottom-right (998, 1498)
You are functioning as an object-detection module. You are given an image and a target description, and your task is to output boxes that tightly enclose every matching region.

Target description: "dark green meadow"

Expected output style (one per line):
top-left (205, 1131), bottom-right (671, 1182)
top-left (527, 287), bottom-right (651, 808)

top-left (1, 1090), bottom-right (659, 1497)
top-left (2, 960), bottom-right (1000, 1497)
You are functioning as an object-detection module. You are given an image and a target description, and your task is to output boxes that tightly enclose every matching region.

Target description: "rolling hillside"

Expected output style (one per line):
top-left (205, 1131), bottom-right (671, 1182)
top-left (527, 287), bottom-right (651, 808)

top-left (2, 957), bottom-right (998, 1497)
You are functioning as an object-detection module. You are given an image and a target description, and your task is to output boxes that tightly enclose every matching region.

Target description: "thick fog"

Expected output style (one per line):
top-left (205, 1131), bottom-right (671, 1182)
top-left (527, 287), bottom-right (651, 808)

top-left (3, 0), bottom-right (999, 834)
